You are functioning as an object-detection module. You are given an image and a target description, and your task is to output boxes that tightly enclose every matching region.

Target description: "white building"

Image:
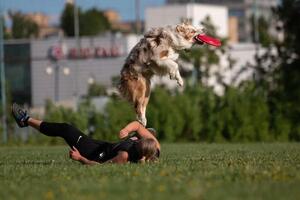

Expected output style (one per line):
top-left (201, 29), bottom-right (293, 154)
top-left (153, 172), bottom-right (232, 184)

top-left (4, 34), bottom-right (141, 107)
top-left (166, 0), bottom-right (278, 42)
top-left (145, 3), bottom-right (228, 37)
top-left (5, 34), bottom-right (259, 108)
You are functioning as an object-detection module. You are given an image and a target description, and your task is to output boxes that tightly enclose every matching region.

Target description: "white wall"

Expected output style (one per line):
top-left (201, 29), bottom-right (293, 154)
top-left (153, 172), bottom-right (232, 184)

top-left (145, 5), bottom-right (187, 31)
top-left (124, 34), bottom-right (142, 54)
top-left (187, 4), bottom-right (228, 37)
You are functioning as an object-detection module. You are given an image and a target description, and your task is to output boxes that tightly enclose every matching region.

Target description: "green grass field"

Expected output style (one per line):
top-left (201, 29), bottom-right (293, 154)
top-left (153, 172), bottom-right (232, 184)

top-left (1, 143), bottom-right (300, 200)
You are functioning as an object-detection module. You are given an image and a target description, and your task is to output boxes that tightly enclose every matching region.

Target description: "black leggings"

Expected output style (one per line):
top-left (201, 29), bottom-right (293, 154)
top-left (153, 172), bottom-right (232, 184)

top-left (39, 122), bottom-right (109, 159)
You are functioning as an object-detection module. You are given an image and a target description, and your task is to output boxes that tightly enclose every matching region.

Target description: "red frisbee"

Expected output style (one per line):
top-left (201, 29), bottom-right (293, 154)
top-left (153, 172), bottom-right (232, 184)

top-left (195, 34), bottom-right (221, 47)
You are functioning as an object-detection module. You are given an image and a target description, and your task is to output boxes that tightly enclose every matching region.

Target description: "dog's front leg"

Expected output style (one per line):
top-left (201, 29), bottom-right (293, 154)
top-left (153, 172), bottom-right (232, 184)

top-left (157, 59), bottom-right (184, 86)
top-left (174, 69), bottom-right (184, 86)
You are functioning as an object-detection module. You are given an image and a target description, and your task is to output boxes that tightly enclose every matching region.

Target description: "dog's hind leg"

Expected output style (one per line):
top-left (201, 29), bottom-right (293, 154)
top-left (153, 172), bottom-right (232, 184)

top-left (135, 99), bottom-right (146, 126)
top-left (132, 77), bottom-right (148, 126)
top-left (140, 98), bottom-right (149, 127)
top-left (140, 79), bottom-right (151, 127)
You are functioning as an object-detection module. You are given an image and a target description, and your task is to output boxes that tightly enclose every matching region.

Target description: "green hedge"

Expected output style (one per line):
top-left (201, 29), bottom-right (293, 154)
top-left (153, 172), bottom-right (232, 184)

top-left (36, 81), bottom-right (295, 143)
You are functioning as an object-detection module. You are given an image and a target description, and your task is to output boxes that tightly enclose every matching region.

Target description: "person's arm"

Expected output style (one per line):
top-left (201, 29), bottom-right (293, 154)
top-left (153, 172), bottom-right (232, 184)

top-left (69, 147), bottom-right (129, 165)
top-left (119, 121), bottom-right (141, 139)
top-left (78, 156), bottom-right (99, 165)
top-left (69, 147), bottom-right (99, 165)
top-left (105, 151), bottom-right (129, 164)
top-left (119, 121), bottom-right (160, 150)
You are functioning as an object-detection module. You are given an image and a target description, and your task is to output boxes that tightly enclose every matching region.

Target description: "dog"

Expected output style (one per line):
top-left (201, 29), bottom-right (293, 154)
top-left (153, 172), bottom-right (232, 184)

top-left (119, 22), bottom-right (203, 126)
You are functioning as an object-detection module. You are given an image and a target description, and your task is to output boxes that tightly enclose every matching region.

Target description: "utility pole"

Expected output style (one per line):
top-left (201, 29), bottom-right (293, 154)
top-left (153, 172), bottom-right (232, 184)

top-left (74, 0), bottom-right (80, 42)
top-left (135, 0), bottom-right (141, 34)
top-left (253, 0), bottom-right (260, 53)
top-left (0, 2), bottom-right (7, 143)
top-left (73, 0), bottom-right (80, 98)
top-left (54, 62), bottom-right (60, 102)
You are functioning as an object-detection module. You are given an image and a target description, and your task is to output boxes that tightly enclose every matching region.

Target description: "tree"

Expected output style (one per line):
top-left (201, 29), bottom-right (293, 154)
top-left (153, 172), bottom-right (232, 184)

top-left (273, 0), bottom-right (300, 140)
top-left (147, 87), bottom-right (185, 141)
top-left (60, 3), bottom-right (78, 37)
top-left (80, 8), bottom-right (110, 36)
top-left (60, 4), bottom-right (110, 37)
top-left (9, 11), bottom-right (39, 39)
top-left (250, 15), bottom-right (274, 47)
top-left (249, 0), bottom-right (300, 140)
top-left (1, 16), bottom-right (11, 39)
top-left (87, 82), bottom-right (107, 97)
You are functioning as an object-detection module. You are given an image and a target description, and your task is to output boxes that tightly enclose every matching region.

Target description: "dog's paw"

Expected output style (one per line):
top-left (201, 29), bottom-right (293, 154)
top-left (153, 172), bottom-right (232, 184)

top-left (169, 72), bottom-right (176, 80)
top-left (137, 117), bottom-right (147, 127)
top-left (177, 78), bottom-right (184, 87)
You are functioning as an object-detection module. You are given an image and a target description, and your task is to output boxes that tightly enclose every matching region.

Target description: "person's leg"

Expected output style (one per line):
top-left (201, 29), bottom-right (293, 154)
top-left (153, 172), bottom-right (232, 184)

top-left (38, 121), bottom-right (104, 159)
top-left (12, 103), bottom-right (101, 159)
top-left (27, 118), bottom-right (42, 130)
top-left (12, 103), bottom-right (85, 147)
top-left (38, 121), bottom-right (84, 147)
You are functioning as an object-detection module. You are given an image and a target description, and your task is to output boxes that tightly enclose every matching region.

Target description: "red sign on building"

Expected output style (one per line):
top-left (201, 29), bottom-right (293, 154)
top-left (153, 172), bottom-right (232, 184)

top-left (48, 45), bottom-right (123, 60)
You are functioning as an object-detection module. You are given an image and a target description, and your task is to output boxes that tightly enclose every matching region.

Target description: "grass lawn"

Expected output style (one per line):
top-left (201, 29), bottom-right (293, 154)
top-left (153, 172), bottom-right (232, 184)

top-left (1, 143), bottom-right (300, 200)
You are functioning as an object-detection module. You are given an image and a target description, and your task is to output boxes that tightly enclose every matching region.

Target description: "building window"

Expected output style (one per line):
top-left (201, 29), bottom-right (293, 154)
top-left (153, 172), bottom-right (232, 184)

top-left (4, 43), bottom-right (31, 105)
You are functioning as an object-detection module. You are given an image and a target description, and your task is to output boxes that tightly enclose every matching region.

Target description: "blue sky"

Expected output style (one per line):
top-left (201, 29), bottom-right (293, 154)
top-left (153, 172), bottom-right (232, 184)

top-left (2, 0), bottom-right (166, 24)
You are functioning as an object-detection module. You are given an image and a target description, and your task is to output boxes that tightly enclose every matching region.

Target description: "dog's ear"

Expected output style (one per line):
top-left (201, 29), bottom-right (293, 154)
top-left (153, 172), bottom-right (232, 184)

top-left (182, 19), bottom-right (191, 25)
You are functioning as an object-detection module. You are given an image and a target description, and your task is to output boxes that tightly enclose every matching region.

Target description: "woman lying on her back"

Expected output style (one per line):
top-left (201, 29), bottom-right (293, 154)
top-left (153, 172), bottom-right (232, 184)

top-left (12, 103), bottom-right (160, 165)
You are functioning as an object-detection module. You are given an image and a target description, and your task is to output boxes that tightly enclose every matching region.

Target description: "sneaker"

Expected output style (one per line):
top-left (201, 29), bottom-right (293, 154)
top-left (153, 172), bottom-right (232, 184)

top-left (11, 103), bottom-right (30, 127)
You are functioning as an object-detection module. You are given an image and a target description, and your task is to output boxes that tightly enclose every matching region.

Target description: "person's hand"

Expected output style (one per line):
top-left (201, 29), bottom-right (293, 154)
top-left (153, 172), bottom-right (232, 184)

top-left (119, 128), bottom-right (129, 139)
top-left (69, 146), bottom-right (82, 161)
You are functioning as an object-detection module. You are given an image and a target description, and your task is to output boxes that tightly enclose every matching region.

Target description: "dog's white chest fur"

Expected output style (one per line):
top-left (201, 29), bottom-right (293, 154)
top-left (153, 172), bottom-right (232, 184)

top-left (168, 49), bottom-right (179, 61)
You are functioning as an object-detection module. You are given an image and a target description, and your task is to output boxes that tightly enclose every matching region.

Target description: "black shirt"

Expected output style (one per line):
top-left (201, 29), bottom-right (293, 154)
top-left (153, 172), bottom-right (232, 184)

top-left (91, 137), bottom-right (142, 163)
top-left (91, 136), bottom-right (160, 163)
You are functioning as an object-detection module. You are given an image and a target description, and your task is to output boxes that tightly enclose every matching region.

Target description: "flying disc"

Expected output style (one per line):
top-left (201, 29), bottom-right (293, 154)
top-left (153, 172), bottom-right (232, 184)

top-left (195, 34), bottom-right (221, 47)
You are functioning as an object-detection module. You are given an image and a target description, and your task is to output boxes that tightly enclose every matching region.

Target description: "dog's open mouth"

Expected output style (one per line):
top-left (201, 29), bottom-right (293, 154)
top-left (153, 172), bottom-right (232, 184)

top-left (194, 34), bottom-right (221, 47)
top-left (194, 37), bottom-right (204, 45)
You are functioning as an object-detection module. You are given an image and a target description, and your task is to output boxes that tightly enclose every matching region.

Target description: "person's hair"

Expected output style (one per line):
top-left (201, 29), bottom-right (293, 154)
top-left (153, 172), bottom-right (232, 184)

top-left (136, 138), bottom-right (157, 161)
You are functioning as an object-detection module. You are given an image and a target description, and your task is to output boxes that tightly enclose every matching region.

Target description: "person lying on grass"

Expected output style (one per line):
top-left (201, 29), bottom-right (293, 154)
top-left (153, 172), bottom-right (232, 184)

top-left (11, 103), bottom-right (160, 165)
